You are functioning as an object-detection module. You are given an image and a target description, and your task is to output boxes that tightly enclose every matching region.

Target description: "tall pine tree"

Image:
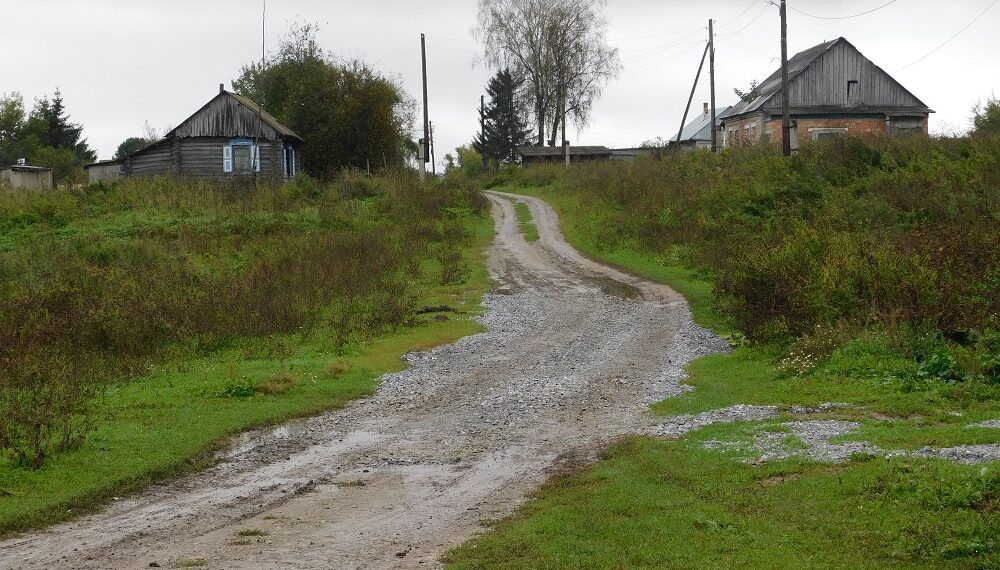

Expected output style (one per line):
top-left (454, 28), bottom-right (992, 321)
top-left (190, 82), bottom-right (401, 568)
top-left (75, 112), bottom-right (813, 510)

top-left (474, 69), bottom-right (531, 166)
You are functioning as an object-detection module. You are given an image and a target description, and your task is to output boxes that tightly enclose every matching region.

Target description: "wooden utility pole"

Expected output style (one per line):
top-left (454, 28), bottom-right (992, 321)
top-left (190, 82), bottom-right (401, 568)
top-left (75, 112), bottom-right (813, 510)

top-left (562, 82), bottom-right (569, 167)
top-left (420, 33), bottom-right (430, 180)
top-left (480, 95), bottom-right (489, 172)
top-left (429, 120), bottom-right (436, 176)
top-left (780, 0), bottom-right (791, 156)
top-left (709, 19), bottom-right (718, 152)
top-left (675, 42), bottom-right (710, 150)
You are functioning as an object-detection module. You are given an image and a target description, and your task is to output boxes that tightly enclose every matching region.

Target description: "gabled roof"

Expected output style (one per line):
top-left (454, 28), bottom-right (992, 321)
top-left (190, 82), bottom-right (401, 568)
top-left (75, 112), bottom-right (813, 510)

top-left (166, 89), bottom-right (303, 142)
top-left (725, 37), bottom-right (931, 119)
top-left (727, 39), bottom-right (840, 118)
top-left (225, 92), bottom-right (303, 141)
top-left (674, 105), bottom-right (733, 143)
top-left (119, 88), bottom-right (303, 161)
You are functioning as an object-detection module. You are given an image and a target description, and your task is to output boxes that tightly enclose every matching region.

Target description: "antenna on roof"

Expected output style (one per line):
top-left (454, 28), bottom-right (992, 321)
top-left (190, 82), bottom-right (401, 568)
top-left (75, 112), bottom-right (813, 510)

top-left (252, 0), bottom-right (266, 188)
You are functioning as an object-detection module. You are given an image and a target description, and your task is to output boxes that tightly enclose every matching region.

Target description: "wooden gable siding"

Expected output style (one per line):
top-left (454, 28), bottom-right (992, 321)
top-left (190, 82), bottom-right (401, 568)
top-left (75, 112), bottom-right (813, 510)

top-left (126, 140), bottom-right (173, 176)
top-left (773, 41), bottom-right (925, 109)
top-left (173, 95), bottom-right (281, 140)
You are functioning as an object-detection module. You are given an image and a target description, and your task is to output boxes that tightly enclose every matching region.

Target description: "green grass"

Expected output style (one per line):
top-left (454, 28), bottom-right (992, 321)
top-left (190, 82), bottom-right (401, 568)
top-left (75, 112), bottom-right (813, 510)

top-left (236, 528), bottom-right (269, 537)
top-left (0, 214), bottom-right (494, 536)
top-left (445, 437), bottom-right (1000, 569)
top-left (444, 185), bottom-right (1000, 569)
top-left (513, 201), bottom-right (539, 242)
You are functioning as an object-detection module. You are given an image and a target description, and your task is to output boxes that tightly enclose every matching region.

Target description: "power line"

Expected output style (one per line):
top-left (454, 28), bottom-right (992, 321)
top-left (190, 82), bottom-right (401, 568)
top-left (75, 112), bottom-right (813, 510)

top-left (715, 0), bottom-right (760, 25)
top-left (717, 3), bottom-right (771, 41)
top-left (895, 0), bottom-right (999, 72)
top-left (784, 0), bottom-right (900, 20)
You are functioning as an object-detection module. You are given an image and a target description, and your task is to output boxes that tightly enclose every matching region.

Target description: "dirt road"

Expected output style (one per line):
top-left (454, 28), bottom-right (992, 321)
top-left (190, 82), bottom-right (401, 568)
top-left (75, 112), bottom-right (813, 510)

top-left (0, 192), bottom-right (726, 569)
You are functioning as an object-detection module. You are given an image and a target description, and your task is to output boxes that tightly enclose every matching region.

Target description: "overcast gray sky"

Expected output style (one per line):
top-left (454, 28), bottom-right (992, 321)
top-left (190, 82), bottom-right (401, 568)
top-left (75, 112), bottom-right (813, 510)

top-left (3, 0), bottom-right (998, 170)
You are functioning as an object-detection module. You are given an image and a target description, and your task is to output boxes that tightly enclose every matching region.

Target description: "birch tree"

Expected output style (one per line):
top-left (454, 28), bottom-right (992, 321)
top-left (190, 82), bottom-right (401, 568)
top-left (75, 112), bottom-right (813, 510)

top-left (475, 0), bottom-right (619, 146)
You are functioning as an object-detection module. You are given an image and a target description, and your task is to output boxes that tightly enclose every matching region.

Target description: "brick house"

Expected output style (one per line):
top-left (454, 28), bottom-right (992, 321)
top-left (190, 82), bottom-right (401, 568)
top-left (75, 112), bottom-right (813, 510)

top-left (721, 37), bottom-right (932, 149)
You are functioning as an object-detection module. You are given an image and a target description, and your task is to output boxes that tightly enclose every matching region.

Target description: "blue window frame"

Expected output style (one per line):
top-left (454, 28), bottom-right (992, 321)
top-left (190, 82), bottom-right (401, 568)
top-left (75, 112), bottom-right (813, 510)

top-left (224, 138), bottom-right (260, 174)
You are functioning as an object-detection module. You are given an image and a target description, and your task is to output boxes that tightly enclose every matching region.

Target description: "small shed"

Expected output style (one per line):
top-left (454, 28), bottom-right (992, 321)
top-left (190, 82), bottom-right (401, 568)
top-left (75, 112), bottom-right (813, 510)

top-left (120, 85), bottom-right (304, 182)
top-left (0, 165), bottom-right (53, 190)
top-left (518, 145), bottom-right (612, 166)
top-left (84, 160), bottom-right (122, 183)
top-left (609, 147), bottom-right (657, 161)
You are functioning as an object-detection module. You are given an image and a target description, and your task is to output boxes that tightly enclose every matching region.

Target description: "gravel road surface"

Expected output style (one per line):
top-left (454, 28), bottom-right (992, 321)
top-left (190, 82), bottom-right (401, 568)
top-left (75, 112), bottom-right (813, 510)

top-left (0, 192), bottom-right (726, 569)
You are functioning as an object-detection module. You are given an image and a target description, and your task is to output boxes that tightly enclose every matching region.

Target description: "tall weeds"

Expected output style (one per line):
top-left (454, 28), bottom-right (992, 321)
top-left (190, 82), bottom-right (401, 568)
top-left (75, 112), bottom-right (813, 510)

top-left (0, 171), bottom-right (486, 467)
top-left (510, 136), bottom-right (1000, 365)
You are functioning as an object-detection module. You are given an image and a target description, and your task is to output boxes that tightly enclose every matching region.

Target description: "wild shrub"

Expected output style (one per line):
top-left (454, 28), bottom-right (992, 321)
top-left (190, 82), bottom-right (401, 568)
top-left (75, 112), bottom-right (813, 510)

top-left (256, 371), bottom-right (297, 396)
top-left (530, 136), bottom-right (1000, 382)
top-left (0, 171), bottom-right (486, 467)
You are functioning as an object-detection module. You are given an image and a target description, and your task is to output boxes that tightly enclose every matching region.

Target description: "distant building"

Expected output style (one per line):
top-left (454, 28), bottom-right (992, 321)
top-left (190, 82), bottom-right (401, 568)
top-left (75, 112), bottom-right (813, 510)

top-left (721, 37), bottom-right (932, 149)
top-left (0, 164), bottom-right (53, 190)
top-left (84, 160), bottom-right (121, 183)
top-left (517, 145), bottom-right (654, 165)
top-left (672, 103), bottom-right (733, 150)
top-left (120, 85), bottom-right (304, 181)
top-left (518, 145), bottom-right (611, 165)
top-left (609, 147), bottom-right (657, 161)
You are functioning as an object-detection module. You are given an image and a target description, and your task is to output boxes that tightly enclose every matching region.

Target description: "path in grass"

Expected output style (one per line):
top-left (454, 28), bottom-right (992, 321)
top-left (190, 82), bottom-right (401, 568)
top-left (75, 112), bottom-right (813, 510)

top-left (442, 187), bottom-right (1000, 569)
top-left (0, 192), bottom-right (726, 569)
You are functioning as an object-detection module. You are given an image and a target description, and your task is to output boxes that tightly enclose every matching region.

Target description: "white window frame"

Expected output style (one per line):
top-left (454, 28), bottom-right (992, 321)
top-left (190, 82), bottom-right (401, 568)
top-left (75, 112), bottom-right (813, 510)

top-left (226, 138), bottom-right (260, 174)
top-left (809, 127), bottom-right (848, 141)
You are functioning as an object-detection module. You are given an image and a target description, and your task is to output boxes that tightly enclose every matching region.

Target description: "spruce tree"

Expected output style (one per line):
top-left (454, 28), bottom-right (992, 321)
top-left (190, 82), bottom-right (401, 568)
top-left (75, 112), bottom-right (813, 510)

top-left (474, 69), bottom-right (531, 166)
top-left (28, 89), bottom-right (96, 164)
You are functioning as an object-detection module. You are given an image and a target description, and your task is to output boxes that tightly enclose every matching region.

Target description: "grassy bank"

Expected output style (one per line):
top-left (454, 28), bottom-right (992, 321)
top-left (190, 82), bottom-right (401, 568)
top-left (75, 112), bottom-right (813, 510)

top-left (0, 172), bottom-right (492, 534)
top-left (447, 137), bottom-right (1000, 568)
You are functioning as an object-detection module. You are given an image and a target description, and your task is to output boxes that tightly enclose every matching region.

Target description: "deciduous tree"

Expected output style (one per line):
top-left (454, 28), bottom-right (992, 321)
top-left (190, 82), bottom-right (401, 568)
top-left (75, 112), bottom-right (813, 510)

top-left (475, 0), bottom-right (619, 146)
top-left (234, 22), bottom-right (416, 179)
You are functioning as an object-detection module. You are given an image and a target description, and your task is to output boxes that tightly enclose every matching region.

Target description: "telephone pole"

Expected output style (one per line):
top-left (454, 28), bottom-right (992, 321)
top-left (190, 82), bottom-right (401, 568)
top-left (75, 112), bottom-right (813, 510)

top-left (675, 42), bottom-right (710, 151)
top-left (780, 0), bottom-right (791, 156)
top-left (429, 120), bottom-right (436, 176)
top-left (561, 82), bottom-right (569, 167)
top-left (480, 95), bottom-right (489, 172)
top-left (420, 33), bottom-right (430, 180)
top-left (709, 18), bottom-right (718, 152)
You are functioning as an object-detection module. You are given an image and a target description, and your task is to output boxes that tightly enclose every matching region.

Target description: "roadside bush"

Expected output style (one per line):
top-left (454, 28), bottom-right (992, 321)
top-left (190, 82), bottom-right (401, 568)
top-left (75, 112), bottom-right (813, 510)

top-left (0, 172), bottom-right (486, 467)
top-left (524, 135), bottom-right (1000, 382)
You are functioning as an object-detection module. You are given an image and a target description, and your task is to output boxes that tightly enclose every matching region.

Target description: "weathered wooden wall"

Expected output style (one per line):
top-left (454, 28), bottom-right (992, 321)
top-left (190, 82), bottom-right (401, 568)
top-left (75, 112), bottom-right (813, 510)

top-left (124, 137), bottom-right (297, 181)
top-left (173, 96), bottom-right (281, 140)
top-left (0, 168), bottom-right (53, 190)
top-left (776, 41), bottom-right (926, 110)
top-left (86, 163), bottom-right (121, 183)
top-left (124, 140), bottom-right (172, 176)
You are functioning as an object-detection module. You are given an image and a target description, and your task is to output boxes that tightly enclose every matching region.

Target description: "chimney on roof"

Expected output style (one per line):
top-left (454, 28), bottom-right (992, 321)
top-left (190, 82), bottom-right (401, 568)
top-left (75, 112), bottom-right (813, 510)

top-left (703, 102), bottom-right (709, 116)
top-left (219, 83), bottom-right (225, 94)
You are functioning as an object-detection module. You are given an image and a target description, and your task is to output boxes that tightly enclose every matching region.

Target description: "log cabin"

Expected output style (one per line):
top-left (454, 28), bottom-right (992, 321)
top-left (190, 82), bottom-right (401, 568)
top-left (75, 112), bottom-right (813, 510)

top-left (120, 85), bottom-right (303, 181)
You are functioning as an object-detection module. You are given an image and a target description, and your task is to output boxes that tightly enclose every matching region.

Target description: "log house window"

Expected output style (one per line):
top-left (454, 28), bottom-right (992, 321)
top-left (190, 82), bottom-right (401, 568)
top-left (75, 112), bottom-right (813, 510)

top-left (225, 139), bottom-right (260, 174)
